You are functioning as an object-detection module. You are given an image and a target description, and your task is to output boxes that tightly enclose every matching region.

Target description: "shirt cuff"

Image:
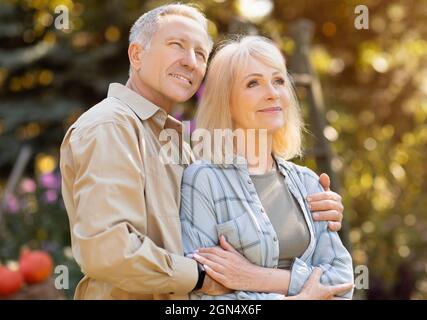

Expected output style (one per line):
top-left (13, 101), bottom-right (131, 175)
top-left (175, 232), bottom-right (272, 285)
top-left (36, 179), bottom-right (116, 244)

top-left (169, 254), bottom-right (199, 295)
top-left (288, 257), bottom-right (312, 296)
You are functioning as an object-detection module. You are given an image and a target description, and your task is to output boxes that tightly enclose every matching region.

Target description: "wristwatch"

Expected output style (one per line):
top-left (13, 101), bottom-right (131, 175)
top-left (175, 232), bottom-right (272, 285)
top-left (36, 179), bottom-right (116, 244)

top-left (193, 263), bottom-right (206, 291)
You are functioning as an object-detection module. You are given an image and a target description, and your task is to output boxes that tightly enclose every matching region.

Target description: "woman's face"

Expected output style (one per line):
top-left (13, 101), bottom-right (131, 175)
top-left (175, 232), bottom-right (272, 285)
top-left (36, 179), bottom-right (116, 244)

top-left (230, 57), bottom-right (289, 134)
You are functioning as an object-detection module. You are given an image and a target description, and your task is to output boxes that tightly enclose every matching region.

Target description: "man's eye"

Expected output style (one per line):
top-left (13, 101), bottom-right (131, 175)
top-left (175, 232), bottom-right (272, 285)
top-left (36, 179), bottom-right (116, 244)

top-left (247, 80), bottom-right (258, 88)
top-left (170, 42), bottom-right (183, 48)
top-left (196, 51), bottom-right (206, 61)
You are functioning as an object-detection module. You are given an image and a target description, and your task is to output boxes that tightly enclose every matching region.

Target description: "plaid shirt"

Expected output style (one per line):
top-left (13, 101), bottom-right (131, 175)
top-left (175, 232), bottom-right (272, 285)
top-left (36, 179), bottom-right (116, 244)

top-left (180, 155), bottom-right (354, 300)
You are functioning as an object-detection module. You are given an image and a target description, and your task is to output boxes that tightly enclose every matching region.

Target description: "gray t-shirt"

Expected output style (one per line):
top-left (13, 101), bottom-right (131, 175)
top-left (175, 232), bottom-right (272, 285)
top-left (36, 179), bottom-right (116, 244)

top-left (250, 163), bottom-right (310, 269)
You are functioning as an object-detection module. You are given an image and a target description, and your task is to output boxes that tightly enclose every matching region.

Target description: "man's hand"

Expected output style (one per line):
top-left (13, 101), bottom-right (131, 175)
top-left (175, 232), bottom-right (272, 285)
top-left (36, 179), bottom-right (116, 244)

top-left (307, 173), bottom-right (344, 232)
top-left (198, 274), bottom-right (234, 296)
top-left (290, 267), bottom-right (354, 300)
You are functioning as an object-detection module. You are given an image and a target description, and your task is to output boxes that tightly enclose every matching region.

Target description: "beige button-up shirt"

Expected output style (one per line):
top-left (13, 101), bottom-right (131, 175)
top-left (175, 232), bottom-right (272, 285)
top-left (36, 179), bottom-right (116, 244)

top-left (60, 83), bottom-right (198, 300)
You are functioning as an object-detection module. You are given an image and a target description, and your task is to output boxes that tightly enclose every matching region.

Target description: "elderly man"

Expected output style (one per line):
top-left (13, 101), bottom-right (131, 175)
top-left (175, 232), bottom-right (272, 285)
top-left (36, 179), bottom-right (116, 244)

top-left (60, 3), bottom-right (347, 300)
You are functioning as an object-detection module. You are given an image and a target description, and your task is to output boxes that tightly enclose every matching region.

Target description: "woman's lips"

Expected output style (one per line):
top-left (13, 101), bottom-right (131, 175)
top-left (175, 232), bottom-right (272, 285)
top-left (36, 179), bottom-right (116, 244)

top-left (257, 106), bottom-right (282, 113)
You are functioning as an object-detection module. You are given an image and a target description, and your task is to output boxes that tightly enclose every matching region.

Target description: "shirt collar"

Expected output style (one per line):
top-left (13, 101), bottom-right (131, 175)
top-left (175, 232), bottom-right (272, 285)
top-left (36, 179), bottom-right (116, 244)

top-left (273, 155), bottom-right (291, 178)
top-left (231, 154), bottom-right (292, 179)
top-left (231, 154), bottom-right (287, 168)
top-left (107, 82), bottom-right (170, 128)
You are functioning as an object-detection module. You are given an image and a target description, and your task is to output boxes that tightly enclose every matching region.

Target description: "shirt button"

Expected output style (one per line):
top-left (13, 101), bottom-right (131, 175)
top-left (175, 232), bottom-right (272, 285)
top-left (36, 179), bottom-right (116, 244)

top-left (260, 208), bottom-right (265, 213)
top-left (273, 236), bottom-right (277, 241)
top-left (247, 179), bottom-right (253, 184)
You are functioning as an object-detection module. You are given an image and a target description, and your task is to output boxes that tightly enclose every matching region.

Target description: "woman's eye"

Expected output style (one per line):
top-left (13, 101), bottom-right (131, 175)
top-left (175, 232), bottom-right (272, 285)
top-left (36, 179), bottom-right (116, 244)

top-left (247, 80), bottom-right (258, 88)
top-left (274, 78), bottom-right (285, 85)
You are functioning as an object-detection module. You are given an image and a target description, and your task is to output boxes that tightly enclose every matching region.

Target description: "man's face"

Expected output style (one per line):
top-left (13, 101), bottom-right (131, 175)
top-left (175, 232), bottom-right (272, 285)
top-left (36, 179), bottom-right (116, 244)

top-left (134, 15), bottom-right (210, 109)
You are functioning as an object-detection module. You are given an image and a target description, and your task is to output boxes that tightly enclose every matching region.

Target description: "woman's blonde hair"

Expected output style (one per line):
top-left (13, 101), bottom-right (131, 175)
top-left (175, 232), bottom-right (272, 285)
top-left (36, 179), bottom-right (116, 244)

top-left (195, 35), bottom-right (303, 160)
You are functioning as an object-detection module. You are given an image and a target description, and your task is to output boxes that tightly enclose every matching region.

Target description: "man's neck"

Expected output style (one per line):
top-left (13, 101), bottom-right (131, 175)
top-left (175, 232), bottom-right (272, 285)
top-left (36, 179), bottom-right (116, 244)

top-left (126, 77), bottom-right (174, 114)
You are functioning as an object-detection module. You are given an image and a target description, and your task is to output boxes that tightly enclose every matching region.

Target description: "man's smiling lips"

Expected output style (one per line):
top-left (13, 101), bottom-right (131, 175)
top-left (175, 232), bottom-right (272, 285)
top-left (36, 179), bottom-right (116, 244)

top-left (169, 73), bottom-right (192, 85)
top-left (257, 106), bottom-right (282, 113)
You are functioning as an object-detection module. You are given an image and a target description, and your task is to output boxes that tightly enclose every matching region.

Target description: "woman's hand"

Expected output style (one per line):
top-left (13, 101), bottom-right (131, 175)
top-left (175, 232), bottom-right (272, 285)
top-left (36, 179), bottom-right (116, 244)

top-left (193, 237), bottom-right (353, 298)
top-left (192, 235), bottom-right (261, 291)
top-left (289, 267), bottom-right (354, 300)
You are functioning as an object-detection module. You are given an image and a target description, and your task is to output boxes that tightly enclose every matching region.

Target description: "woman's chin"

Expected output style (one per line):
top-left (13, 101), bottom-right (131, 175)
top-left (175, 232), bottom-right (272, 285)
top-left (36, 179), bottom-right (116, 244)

top-left (246, 126), bottom-right (283, 137)
top-left (263, 122), bottom-right (285, 134)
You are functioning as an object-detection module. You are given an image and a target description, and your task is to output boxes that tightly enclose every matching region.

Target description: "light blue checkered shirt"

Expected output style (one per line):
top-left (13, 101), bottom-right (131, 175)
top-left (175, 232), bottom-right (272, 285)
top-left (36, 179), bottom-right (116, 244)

top-left (180, 155), bottom-right (354, 300)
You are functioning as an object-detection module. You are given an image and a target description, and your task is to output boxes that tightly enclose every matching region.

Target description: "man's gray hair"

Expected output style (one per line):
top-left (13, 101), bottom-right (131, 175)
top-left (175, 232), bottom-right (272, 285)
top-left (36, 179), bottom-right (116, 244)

top-left (129, 3), bottom-right (213, 50)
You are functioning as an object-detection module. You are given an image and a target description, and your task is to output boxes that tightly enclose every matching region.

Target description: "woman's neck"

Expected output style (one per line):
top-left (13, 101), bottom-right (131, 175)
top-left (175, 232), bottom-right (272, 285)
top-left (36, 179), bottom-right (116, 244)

top-left (237, 128), bottom-right (274, 175)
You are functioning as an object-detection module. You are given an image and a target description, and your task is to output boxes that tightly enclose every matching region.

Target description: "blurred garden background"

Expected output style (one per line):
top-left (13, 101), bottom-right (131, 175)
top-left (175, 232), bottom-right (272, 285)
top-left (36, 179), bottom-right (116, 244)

top-left (0, 0), bottom-right (426, 299)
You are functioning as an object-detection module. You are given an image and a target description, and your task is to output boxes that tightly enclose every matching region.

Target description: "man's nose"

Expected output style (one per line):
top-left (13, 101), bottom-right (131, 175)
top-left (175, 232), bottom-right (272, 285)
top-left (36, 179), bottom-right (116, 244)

top-left (181, 49), bottom-right (197, 70)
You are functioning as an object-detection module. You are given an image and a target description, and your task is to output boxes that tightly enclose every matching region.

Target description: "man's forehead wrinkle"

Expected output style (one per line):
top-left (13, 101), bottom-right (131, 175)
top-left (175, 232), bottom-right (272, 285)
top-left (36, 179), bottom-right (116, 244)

top-left (157, 15), bottom-right (209, 48)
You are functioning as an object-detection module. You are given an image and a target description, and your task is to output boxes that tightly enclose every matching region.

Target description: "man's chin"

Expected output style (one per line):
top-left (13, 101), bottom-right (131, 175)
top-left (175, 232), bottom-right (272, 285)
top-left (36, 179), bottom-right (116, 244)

top-left (168, 92), bottom-right (195, 104)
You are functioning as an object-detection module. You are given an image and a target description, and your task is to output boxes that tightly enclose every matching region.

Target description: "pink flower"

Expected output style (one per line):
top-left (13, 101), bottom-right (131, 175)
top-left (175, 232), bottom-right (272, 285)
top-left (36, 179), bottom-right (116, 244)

top-left (42, 189), bottom-right (58, 204)
top-left (6, 194), bottom-right (20, 213)
top-left (39, 173), bottom-right (61, 190)
top-left (20, 178), bottom-right (37, 193)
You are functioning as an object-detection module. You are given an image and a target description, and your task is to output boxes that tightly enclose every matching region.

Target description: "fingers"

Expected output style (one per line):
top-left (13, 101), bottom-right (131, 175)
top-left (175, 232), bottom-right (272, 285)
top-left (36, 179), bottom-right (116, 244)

top-left (312, 210), bottom-right (343, 223)
top-left (307, 191), bottom-right (342, 203)
top-left (194, 252), bottom-right (227, 266)
top-left (309, 199), bottom-right (344, 213)
top-left (329, 283), bottom-right (354, 296)
top-left (193, 253), bottom-right (226, 274)
top-left (203, 265), bottom-right (227, 285)
top-left (308, 267), bottom-right (323, 283)
top-left (328, 221), bottom-right (342, 232)
top-left (319, 173), bottom-right (331, 191)
top-left (219, 235), bottom-right (238, 253)
top-left (198, 246), bottom-right (228, 258)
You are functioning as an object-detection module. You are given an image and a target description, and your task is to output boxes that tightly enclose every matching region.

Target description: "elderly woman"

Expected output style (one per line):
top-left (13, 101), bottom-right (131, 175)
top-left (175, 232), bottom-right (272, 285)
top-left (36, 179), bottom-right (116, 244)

top-left (179, 36), bottom-right (354, 300)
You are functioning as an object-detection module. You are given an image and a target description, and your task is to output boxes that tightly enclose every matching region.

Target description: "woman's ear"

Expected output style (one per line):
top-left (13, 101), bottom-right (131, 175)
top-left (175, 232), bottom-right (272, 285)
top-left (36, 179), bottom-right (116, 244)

top-left (128, 43), bottom-right (144, 72)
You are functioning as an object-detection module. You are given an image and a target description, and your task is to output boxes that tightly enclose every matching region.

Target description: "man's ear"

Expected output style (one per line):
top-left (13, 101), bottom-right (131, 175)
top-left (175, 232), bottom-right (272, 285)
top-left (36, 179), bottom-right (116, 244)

top-left (128, 42), bottom-right (144, 72)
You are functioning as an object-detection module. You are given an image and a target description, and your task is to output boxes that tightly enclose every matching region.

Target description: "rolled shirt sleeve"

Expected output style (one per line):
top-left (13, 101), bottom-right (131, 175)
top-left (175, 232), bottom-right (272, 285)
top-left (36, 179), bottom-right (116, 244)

top-left (287, 168), bottom-right (354, 299)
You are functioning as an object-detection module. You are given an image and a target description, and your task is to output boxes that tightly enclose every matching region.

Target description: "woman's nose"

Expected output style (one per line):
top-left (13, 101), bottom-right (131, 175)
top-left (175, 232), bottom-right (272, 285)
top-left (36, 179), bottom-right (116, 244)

top-left (266, 84), bottom-right (280, 100)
